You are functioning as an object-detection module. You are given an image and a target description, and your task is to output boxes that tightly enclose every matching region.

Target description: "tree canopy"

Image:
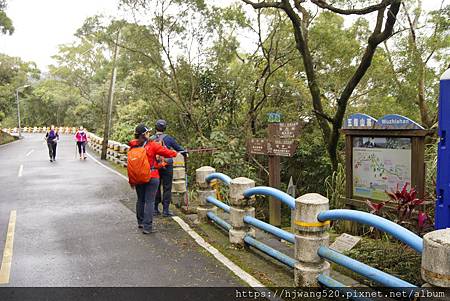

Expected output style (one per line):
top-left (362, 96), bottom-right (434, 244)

top-left (1, 0), bottom-right (449, 196)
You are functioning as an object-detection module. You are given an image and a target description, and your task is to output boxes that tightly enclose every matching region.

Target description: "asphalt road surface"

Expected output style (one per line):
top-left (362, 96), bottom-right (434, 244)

top-left (0, 134), bottom-right (241, 287)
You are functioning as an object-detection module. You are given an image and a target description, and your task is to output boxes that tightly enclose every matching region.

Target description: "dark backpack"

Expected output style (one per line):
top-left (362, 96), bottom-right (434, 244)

top-left (150, 134), bottom-right (168, 169)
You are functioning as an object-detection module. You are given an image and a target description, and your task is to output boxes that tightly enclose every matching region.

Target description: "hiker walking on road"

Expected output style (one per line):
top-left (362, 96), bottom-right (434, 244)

top-left (75, 126), bottom-right (88, 160)
top-left (151, 119), bottom-right (187, 217)
top-left (45, 125), bottom-right (59, 162)
top-left (127, 124), bottom-right (177, 234)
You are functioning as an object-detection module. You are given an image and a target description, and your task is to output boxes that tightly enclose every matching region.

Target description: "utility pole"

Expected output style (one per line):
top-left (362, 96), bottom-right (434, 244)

top-left (16, 89), bottom-right (22, 139)
top-left (15, 84), bottom-right (30, 139)
top-left (101, 30), bottom-right (120, 160)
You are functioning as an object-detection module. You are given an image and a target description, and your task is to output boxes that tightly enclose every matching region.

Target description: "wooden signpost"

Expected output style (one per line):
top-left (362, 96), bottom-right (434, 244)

top-left (247, 117), bottom-right (300, 226)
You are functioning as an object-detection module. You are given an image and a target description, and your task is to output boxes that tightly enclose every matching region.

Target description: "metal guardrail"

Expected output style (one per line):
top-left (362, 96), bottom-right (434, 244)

top-left (318, 209), bottom-right (423, 253)
top-left (204, 190), bottom-right (297, 269)
top-left (205, 172), bottom-right (232, 185)
top-left (317, 274), bottom-right (373, 301)
top-left (318, 246), bottom-right (416, 288)
top-left (207, 212), bottom-right (231, 231)
top-left (206, 196), bottom-right (231, 213)
top-left (243, 216), bottom-right (295, 244)
top-left (244, 235), bottom-right (298, 268)
top-left (243, 186), bottom-right (296, 209)
top-left (200, 171), bottom-right (431, 290)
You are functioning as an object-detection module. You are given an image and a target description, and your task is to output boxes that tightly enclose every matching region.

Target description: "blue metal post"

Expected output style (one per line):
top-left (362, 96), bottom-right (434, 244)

top-left (436, 69), bottom-right (450, 229)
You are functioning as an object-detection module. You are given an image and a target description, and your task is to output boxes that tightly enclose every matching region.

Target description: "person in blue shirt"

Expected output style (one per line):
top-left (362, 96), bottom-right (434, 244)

top-left (152, 119), bottom-right (187, 217)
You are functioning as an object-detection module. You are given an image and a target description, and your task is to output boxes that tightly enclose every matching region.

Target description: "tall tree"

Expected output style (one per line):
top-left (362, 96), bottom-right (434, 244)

top-left (0, 0), bottom-right (14, 35)
top-left (383, 0), bottom-right (450, 129)
top-left (242, 0), bottom-right (402, 170)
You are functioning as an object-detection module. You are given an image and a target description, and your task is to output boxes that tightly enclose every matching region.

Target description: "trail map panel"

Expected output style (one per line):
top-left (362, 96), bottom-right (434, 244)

top-left (352, 137), bottom-right (411, 201)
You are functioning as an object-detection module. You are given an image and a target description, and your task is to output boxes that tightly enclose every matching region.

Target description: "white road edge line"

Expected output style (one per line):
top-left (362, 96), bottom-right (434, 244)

top-left (18, 165), bottom-right (23, 177)
top-left (25, 149), bottom-right (34, 157)
top-left (85, 151), bottom-right (265, 288)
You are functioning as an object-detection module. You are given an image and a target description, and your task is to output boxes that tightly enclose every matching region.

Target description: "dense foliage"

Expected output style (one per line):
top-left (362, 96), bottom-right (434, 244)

top-left (1, 0), bottom-right (449, 201)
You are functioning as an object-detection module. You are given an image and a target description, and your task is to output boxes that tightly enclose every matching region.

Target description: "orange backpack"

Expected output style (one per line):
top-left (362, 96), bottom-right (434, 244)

top-left (127, 144), bottom-right (151, 185)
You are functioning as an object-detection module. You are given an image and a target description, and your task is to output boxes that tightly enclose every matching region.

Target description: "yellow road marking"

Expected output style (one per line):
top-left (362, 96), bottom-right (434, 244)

top-left (294, 220), bottom-right (330, 227)
top-left (0, 210), bottom-right (17, 284)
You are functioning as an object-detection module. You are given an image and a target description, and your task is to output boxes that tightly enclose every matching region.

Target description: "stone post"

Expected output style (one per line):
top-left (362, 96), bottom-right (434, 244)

top-left (195, 166), bottom-right (217, 223)
top-left (292, 193), bottom-right (330, 287)
top-left (172, 153), bottom-right (187, 209)
top-left (421, 228), bottom-right (450, 288)
top-left (228, 177), bottom-right (256, 247)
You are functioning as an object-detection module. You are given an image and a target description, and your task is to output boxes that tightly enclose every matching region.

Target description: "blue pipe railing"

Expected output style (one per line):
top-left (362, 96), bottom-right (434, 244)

top-left (244, 235), bottom-right (298, 268)
top-left (243, 216), bottom-right (295, 244)
top-left (207, 212), bottom-right (232, 231)
top-left (318, 209), bottom-right (423, 253)
top-left (318, 246), bottom-right (416, 288)
top-left (243, 186), bottom-right (296, 209)
top-left (206, 196), bottom-right (231, 213)
top-left (205, 172), bottom-right (232, 185)
top-left (318, 274), bottom-right (373, 301)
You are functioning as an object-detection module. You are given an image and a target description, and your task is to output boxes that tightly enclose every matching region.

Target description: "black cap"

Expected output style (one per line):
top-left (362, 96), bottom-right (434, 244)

top-left (155, 119), bottom-right (167, 132)
top-left (135, 124), bottom-right (150, 135)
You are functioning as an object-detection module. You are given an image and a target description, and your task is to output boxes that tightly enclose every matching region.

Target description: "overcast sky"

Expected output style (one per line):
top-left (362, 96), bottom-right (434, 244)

top-left (0, 0), bottom-right (448, 71)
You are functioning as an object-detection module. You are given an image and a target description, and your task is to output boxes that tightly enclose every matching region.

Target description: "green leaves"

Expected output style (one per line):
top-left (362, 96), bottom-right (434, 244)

top-left (0, 1), bottom-right (14, 35)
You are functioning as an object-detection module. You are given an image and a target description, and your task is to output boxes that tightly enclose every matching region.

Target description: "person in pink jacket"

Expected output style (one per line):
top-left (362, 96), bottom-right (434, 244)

top-left (75, 126), bottom-right (89, 160)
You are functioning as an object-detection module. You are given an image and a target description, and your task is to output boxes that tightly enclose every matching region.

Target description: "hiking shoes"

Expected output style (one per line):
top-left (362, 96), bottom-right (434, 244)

top-left (162, 212), bottom-right (175, 217)
top-left (142, 229), bottom-right (157, 234)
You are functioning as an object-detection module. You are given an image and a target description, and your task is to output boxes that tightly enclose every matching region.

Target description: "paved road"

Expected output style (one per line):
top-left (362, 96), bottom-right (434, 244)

top-left (0, 134), bottom-right (241, 287)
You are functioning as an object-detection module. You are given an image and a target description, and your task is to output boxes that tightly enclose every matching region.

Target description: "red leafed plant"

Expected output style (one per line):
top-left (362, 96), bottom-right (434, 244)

top-left (386, 183), bottom-right (424, 225)
top-left (365, 183), bottom-right (434, 236)
top-left (366, 200), bottom-right (385, 215)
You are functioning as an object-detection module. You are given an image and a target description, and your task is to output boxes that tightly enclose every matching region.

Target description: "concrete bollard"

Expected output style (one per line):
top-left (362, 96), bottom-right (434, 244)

top-left (228, 177), bottom-right (256, 247)
top-left (421, 228), bottom-right (450, 287)
top-left (292, 193), bottom-right (330, 287)
top-left (196, 166), bottom-right (217, 223)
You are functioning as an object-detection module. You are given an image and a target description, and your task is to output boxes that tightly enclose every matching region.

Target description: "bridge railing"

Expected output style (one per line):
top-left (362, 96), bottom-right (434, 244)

top-left (195, 166), bottom-right (450, 291)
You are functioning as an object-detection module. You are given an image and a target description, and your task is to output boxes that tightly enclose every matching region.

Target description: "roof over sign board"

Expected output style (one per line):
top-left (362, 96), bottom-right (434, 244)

top-left (343, 113), bottom-right (424, 130)
top-left (374, 114), bottom-right (424, 130)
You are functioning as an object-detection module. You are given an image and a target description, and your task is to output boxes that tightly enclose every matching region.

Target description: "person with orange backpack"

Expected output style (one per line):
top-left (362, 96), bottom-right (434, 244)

top-left (127, 124), bottom-right (177, 234)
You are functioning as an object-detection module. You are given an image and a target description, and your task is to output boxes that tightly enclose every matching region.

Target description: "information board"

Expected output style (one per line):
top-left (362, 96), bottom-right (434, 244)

top-left (352, 137), bottom-right (412, 201)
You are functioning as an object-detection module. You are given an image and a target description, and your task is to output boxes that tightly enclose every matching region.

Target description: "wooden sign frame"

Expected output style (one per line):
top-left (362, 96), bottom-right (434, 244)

top-left (343, 129), bottom-right (428, 208)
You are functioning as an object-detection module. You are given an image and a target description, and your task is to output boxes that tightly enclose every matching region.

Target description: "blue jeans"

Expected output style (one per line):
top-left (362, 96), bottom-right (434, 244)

top-left (136, 178), bottom-right (160, 230)
top-left (155, 165), bottom-right (174, 214)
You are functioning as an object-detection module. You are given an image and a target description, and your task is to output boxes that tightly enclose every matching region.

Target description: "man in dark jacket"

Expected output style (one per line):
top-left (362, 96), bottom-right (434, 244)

top-left (152, 119), bottom-right (186, 217)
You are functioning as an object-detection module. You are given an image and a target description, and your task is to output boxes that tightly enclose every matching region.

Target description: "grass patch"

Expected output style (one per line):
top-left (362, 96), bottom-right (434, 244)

top-left (0, 131), bottom-right (16, 145)
top-left (335, 237), bottom-right (423, 286)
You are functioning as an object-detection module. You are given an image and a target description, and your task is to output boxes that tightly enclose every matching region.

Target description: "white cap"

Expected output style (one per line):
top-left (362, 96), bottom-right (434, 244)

top-left (441, 68), bottom-right (450, 80)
